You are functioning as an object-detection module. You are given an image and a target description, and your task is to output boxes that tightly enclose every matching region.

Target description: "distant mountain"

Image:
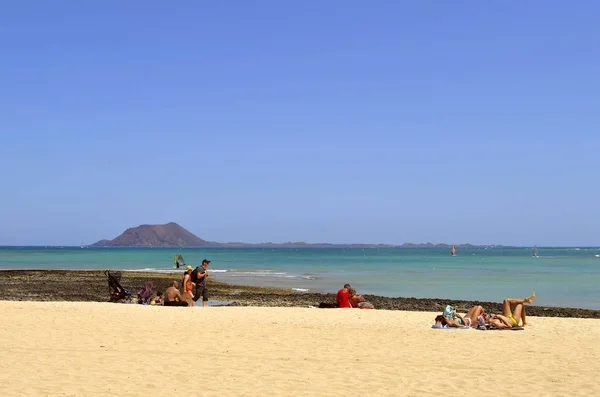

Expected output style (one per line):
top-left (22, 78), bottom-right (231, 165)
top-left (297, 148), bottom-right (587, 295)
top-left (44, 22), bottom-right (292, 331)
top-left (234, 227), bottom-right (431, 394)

top-left (91, 222), bottom-right (217, 247)
top-left (91, 222), bottom-right (498, 248)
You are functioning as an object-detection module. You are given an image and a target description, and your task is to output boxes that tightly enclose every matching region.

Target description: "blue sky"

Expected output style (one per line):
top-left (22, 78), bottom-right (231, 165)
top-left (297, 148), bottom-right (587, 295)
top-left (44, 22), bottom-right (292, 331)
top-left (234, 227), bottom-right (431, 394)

top-left (1, 1), bottom-right (599, 246)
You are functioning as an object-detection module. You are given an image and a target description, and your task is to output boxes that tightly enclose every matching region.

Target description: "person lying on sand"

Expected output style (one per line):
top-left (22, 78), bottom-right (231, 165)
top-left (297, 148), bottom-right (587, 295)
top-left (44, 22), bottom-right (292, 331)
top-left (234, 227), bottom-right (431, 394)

top-left (442, 305), bottom-right (485, 327)
top-left (485, 293), bottom-right (535, 328)
top-left (432, 315), bottom-right (450, 328)
top-left (164, 281), bottom-right (190, 307)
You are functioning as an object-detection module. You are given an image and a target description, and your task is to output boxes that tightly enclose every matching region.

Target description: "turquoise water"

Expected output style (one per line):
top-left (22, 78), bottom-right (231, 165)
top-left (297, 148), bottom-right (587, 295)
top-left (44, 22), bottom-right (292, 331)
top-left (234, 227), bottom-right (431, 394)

top-left (1, 246), bottom-right (599, 309)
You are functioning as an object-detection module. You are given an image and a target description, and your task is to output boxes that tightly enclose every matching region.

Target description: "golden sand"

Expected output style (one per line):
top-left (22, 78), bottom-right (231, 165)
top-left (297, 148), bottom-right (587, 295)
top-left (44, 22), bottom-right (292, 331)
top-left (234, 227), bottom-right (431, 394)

top-left (0, 301), bottom-right (597, 396)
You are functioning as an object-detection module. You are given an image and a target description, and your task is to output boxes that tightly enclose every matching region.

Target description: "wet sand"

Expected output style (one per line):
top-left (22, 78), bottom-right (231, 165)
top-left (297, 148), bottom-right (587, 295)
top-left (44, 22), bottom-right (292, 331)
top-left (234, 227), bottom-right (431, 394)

top-left (1, 270), bottom-right (598, 318)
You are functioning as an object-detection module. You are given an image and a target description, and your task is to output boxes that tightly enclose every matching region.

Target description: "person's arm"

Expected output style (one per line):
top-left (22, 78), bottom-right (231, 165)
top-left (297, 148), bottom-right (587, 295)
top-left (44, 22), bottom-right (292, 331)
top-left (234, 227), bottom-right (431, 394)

top-left (175, 290), bottom-right (184, 302)
top-left (454, 312), bottom-right (466, 323)
top-left (491, 314), bottom-right (510, 328)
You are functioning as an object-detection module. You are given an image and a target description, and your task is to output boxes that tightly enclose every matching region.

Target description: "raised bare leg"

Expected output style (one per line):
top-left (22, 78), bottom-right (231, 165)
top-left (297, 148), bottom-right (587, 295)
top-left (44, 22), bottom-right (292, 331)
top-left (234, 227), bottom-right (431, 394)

top-left (464, 305), bottom-right (484, 325)
top-left (502, 293), bottom-right (536, 316)
top-left (521, 306), bottom-right (529, 326)
top-left (512, 303), bottom-right (524, 325)
top-left (524, 292), bottom-right (536, 304)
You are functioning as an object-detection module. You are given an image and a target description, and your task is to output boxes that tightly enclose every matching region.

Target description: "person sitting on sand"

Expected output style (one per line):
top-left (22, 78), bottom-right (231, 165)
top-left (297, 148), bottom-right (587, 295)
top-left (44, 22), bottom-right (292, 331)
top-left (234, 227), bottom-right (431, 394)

top-left (164, 281), bottom-right (189, 307)
top-left (348, 288), bottom-right (375, 309)
top-left (182, 265), bottom-right (195, 306)
top-left (348, 288), bottom-right (364, 308)
top-left (150, 291), bottom-right (163, 306)
top-left (485, 293), bottom-right (535, 328)
top-left (336, 284), bottom-right (352, 308)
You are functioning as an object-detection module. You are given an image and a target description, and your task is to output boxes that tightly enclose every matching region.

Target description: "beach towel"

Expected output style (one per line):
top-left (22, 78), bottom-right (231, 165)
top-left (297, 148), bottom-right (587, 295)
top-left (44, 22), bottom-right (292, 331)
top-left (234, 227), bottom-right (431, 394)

top-left (431, 325), bottom-right (470, 330)
top-left (474, 323), bottom-right (524, 331)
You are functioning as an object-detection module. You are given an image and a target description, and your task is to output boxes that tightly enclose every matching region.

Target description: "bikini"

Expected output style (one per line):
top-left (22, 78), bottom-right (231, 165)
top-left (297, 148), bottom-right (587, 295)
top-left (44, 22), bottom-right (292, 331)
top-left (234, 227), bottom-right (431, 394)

top-left (506, 313), bottom-right (519, 327)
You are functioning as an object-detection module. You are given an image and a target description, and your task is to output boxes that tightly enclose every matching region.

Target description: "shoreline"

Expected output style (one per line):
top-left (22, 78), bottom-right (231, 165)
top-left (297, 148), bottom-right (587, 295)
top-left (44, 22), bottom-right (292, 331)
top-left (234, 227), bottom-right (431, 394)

top-left (2, 269), bottom-right (599, 318)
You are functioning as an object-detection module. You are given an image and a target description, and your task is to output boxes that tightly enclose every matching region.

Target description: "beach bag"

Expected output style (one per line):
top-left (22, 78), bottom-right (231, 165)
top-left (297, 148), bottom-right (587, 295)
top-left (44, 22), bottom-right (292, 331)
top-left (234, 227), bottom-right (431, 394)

top-left (191, 267), bottom-right (200, 283)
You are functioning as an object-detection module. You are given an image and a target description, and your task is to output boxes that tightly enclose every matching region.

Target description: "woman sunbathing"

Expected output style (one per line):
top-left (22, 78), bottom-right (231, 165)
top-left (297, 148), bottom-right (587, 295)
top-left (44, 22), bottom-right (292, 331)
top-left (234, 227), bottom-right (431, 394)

top-left (485, 293), bottom-right (535, 328)
top-left (442, 305), bottom-right (485, 327)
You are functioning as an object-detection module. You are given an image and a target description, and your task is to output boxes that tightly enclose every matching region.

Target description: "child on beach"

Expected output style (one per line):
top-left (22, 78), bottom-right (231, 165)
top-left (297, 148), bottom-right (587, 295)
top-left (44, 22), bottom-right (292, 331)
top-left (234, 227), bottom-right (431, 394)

top-left (150, 292), bottom-right (163, 306)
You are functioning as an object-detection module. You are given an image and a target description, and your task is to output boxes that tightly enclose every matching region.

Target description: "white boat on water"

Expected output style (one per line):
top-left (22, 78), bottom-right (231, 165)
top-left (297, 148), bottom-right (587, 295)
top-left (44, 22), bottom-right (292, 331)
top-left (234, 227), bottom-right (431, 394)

top-left (533, 246), bottom-right (539, 258)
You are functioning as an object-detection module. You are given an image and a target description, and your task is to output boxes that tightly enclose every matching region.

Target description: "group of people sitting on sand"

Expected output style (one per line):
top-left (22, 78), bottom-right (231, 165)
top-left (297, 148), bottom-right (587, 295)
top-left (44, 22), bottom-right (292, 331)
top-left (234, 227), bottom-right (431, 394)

top-left (433, 292), bottom-right (536, 329)
top-left (143, 260), bottom-right (211, 307)
top-left (318, 284), bottom-right (375, 309)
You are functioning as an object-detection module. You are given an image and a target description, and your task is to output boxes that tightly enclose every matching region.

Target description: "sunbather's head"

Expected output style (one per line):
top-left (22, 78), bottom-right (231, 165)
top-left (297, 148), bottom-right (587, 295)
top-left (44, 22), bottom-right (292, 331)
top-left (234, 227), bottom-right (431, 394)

top-left (172, 280), bottom-right (179, 288)
top-left (434, 315), bottom-right (447, 326)
top-left (348, 288), bottom-right (357, 297)
top-left (344, 284), bottom-right (351, 289)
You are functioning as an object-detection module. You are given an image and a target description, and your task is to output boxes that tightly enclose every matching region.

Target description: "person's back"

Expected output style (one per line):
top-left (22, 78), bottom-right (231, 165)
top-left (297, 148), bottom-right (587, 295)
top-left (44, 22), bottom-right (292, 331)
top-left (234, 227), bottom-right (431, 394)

top-left (164, 281), bottom-right (188, 307)
top-left (165, 286), bottom-right (179, 302)
top-left (336, 284), bottom-right (352, 308)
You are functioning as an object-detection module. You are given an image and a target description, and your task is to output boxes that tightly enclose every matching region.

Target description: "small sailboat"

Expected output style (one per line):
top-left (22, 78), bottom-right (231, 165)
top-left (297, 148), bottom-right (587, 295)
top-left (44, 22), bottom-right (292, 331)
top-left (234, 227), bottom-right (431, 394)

top-left (533, 246), bottom-right (539, 258)
top-left (451, 245), bottom-right (456, 256)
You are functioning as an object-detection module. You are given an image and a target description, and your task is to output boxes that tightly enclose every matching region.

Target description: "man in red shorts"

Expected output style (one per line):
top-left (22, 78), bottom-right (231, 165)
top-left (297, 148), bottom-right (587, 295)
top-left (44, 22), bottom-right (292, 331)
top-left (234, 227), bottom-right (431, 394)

top-left (336, 283), bottom-right (352, 308)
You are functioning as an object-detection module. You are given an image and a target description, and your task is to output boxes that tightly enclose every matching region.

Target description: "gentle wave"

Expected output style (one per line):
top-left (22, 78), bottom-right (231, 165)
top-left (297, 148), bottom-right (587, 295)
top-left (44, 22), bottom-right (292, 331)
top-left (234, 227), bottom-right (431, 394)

top-left (126, 268), bottom-right (229, 273)
top-left (115, 268), bottom-right (179, 274)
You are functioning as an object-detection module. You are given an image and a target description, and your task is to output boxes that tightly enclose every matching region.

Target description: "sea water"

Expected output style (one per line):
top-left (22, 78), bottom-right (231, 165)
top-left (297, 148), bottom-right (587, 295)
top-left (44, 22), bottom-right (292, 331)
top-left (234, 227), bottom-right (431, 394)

top-left (1, 246), bottom-right (599, 310)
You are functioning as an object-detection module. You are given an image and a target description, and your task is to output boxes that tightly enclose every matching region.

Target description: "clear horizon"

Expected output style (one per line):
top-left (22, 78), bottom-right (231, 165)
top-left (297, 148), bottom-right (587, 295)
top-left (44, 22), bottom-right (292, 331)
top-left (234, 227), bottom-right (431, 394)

top-left (2, 2), bottom-right (599, 246)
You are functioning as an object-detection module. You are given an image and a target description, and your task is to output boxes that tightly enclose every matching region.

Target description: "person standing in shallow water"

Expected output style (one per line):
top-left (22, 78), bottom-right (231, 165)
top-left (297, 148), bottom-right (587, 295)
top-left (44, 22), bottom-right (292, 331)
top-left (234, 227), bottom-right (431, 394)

top-left (336, 284), bottom-right (352, 308)
top-left (193, 259), bottom-right (210, 307)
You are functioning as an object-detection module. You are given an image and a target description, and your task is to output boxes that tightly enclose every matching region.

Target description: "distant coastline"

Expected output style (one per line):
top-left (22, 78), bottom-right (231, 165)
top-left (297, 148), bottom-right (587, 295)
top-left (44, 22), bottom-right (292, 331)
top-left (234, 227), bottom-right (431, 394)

top-left (88, 222), bottom-right (506, 248)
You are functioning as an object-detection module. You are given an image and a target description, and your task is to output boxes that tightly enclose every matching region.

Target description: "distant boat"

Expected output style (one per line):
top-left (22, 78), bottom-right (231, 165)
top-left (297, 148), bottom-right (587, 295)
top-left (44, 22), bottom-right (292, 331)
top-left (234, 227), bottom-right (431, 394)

top-left (80, 241), bottom-right (85, 249)
top-left (533, 246), bottom-right (539, 258)
top-left (451, 245), bottom-right (456, 256)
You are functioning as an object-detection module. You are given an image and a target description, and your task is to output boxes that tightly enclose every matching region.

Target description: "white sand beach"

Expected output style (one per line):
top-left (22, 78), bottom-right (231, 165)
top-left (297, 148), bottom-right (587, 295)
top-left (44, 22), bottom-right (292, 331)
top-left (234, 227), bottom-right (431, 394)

top-left (0, 301), bottom-right (598, 396)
